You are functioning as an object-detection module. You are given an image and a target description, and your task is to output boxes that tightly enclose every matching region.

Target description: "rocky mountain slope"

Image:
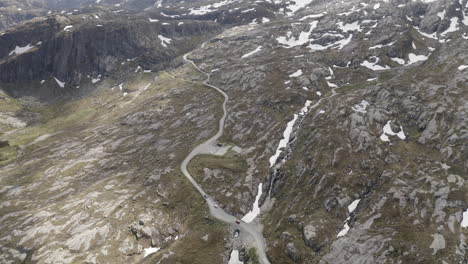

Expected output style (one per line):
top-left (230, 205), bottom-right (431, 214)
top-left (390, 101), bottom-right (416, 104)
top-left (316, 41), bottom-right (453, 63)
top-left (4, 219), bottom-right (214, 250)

top-left (0, 0), bottom-right (467, 263)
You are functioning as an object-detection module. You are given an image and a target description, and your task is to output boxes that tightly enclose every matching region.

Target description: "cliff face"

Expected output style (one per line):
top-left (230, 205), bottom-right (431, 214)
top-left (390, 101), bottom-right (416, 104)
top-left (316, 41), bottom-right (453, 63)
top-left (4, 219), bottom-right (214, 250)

top-left (0, 15), bottom-right (221, 99)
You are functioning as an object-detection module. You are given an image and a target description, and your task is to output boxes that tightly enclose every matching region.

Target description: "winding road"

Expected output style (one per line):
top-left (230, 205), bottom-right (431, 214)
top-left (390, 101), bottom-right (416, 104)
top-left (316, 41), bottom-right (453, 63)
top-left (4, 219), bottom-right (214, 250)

top-left (180, 48), bottom-right (271, 264)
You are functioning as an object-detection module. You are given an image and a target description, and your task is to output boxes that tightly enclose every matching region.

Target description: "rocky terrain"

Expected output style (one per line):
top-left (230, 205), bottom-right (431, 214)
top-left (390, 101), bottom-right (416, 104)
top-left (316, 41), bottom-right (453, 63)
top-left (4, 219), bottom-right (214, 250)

top-left (0, 0), bottom-right (467, 263)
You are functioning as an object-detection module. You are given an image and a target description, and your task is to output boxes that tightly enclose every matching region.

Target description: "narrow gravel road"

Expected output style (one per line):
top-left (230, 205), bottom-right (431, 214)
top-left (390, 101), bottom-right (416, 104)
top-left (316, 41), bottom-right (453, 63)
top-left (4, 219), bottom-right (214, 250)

top-left (180, 48), bottom-right (271, 264)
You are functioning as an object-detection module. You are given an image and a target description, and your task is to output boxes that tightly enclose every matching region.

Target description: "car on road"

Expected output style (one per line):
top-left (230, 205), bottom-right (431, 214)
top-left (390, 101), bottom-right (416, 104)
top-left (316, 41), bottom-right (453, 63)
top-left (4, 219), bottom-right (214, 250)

top-left (235, 220), bottom-right (241, 224)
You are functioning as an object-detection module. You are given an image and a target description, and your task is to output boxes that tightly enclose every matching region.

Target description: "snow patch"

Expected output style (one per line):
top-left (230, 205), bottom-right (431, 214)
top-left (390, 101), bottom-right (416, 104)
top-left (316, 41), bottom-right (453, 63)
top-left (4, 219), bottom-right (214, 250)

top-left (158, 35), bottom-right (172, 47)
top-left (144, 247), bottom-right (160, 257)
top-left (241, 183), bottom-right (263, 223)
top-left (188, 0), bottom-right (232, 15)
top-left (54, 77), bottom-right (65, 88)
top-left (348, 199), bottom-right (360, 213)
top-left (269, 100), bottom-right (311, 167)
top-left (91, 74), bottom-right (101, 84)
top-left (228, 250), bottom-right (244, 264)
top-left (361, 56), bottom-right (390, 70)
top-left (276, 21), bottom-right (318, 48)
top-left (352, 100), bottom-right (369, 113)
top-left (327, 81), bottom-right (338, 88)
top-left (337, 222), bottom-right (350, 237)
top-left (458, 65), bottom-right (468, 70)
top-left (391, 57), bottom-right (405, 65)
top-left (9, 44), bottom-right (34, 56)
top-left (407, 53), bottom-right (428, 65)
top-left (241, 46), bottom-right (262, 58)
top-left (440, 17), bottom-right (459, 36)
top-left (286, 0), bottom-right (314, 16)
top-left (337, 21), bottom-right (361, 32)
top-left (462, 209), bottom-right (468, 228)
top-left (309, 34), bottom-right (353, 51)
top-left (380, 121), bottom-right (406, 142)
top-left (414, 26), bottom-right (438, 39)
top-left (299, 13), bottom-right (326, 20)
top-left (289, 69), bottom-right (303, 78)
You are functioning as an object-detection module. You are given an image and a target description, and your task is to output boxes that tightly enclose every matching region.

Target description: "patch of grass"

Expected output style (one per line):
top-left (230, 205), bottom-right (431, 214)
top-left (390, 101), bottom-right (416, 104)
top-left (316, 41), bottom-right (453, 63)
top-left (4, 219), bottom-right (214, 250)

top-left (248, 248), bottom-right (260, 264)
top-left (0, 91), bottom-right (21, 112)
top-left (187, 152), bottom-right (249, 210)
top-left (190, 153), bottom-right (247, 173)
top-left (0, 144), bottom-right (18, 166)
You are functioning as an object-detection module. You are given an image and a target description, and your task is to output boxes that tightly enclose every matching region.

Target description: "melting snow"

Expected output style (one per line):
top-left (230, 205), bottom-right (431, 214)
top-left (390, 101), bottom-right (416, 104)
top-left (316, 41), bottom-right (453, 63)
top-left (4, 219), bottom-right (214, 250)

top-left (289, 70), bottom-right (303, 78)
top-left (414, 26), bottom-right (438, 39)
top-left (299, 13), bottom-right (326, 20)
top-left (337, 21), bottom-right (361, 32)
top-left (352, 100), bottom-right (369, 113)
top-left (64, 25), bottom-right (74, 31)
top-left (276, 21), bottom-right (318, 48)
top-left (309, 34), bottom-right (353, 50)
top-left (144, 247), bottom-right (160, 257)
top-left (440, 17), bottom-right (459, 36)
top-left (380, 121), bottom-right (406, 142)
top-left (241, 46), bottom-right (262, 58)
top-left (9, 44), bottom-right (34, 56)
top-left (91, 74), bottom-right (101, 84)
top-left (337, 222), bottom-right (350, 237)
top-left (299, 100), bottom-right (312, 115)
top-left (228, 250), bottom-right (244, 264)
top-left (407, 53), bottom-right (428, 65)
top-left (458, 65), bottom-right (468, 70)
top-left (361, 56), bottom-right (390, 70)
top-left (286, 0), bottom-right (314, 16)
top-left (269, 116), bottom-right (298, 166)
top-left (337, 199), bottom-right (361, 238)
top-left (158, 35), bottom-right (172, 47)
top-left (327, 81), bottom-right (338, 88)
top-left (148, 18), bottom-right (159, 22)
top-left (391, 57), bottom-right (405, 65)
top-left (348, 199), bottom-right (360, 213)
top-left (269, 100), bottom-right (311, 167)
top-left (189, 0), bottom-right (232, 15)
top-left (437, 10), bottom-right (445, 20)
top-left (54, 77), bottom-right (65, 88)
top-left (462, 209), bottom-right (468, 228)
top-left (241, 183), bottom-right (263, 223)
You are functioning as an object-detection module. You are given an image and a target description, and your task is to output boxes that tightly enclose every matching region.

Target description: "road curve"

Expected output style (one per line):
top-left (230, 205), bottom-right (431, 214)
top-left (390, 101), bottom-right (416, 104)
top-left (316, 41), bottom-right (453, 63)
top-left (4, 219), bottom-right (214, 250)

top-left (180, 48), bottom-right (271, 264)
